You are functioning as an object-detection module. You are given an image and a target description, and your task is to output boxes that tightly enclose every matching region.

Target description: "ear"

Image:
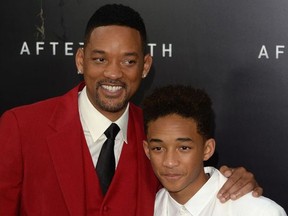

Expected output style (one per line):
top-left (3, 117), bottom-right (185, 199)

top-left (75, 47), bottom-right (84, 73)
top-left (142, 54), bottom-right (153, 79)
top-left (143, 140), bottom-right (150, 160)
top-left (203, 138), bottom-right (216, 161)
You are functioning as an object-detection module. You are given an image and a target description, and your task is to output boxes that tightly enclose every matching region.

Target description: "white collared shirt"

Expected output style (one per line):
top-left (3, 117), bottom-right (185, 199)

top-left (154, 167), bottom-right (286, 216)
top-left (78, 86), bottom-right (129, 168)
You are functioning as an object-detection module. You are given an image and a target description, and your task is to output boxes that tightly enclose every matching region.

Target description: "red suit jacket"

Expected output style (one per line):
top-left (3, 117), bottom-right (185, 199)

top-left (0, 83), bottom-right (159, 216)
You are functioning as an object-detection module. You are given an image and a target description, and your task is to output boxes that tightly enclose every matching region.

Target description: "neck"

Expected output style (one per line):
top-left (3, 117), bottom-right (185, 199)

top-left (170, 171), bottom-right (210, 205)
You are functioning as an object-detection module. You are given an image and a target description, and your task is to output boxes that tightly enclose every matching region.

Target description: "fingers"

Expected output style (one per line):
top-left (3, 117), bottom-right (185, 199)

top-left (217, 173), bottom-right (242, 203)
top-left (220, 165), bottom-right (234, 178)
top-left (217, 166), bottom-right (258, 203)
top-left (252, 184), bottom-right (263, 197)
top-left (219, 165), bottom-right (233, 178)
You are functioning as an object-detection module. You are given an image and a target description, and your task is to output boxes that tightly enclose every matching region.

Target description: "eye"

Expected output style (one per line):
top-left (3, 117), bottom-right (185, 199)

top-left (122, 59), bottom-right (137, 66)
top-left (92, 57), bottom-right (106, 63)
top-left (151, 146), bottom-right (163, 152)
top-left (179, 146), bottom-right (191, 151)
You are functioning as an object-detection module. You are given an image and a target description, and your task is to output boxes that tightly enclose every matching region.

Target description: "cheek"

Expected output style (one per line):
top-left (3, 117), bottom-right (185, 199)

top-left (84, 65), bottom-right (103, 79)
top-left (149, 156), bottom-right (162, 171)
top-left (125, 70), bottom-right (142, 83)
top-left (83, 77), bottom-right (96, 94)
top-left (185, 154), bottom-right (203, 172)
top-left (124, 73), bottom-right (142, 95)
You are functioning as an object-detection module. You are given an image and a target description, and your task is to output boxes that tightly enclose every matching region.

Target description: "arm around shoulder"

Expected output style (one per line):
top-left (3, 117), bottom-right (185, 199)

top-left (218, 165), bottom-right (263, 202)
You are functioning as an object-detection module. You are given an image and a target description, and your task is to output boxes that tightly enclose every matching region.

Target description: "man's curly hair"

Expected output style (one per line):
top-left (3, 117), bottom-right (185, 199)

top-left (142, 85), bottom-right (215, 140)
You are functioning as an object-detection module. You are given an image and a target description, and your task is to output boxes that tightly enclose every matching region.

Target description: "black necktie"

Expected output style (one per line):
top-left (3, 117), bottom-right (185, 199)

top-left (96, 123), bottom-right (120, 195)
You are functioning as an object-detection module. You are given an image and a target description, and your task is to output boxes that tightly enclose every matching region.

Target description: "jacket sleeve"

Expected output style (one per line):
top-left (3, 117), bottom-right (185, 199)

top-left (0, 111), bottom-right (23, 215)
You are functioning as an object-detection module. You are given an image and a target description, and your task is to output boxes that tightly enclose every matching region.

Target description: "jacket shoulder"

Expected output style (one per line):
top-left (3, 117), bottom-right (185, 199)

top-left (3, 84), bottom-right (82, 116)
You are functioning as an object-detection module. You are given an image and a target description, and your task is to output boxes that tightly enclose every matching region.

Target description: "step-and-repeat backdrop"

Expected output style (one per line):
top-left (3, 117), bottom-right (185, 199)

top-left (1, 0), bottom-right (287, 211)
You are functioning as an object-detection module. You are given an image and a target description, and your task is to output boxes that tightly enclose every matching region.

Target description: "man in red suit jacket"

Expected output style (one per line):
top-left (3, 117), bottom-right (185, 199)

top-left (0, 4), bottom-right (262, 216)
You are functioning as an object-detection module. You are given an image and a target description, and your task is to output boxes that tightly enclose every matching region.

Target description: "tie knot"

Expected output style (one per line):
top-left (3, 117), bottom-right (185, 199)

top-left (104, 123), bottom-right (120, 140)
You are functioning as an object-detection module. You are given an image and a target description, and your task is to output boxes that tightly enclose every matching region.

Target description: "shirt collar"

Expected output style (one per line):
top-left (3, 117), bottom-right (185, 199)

top-left (167, 194), bottom-right (183, 215)
top-left (79, 86), bottom-right (129, 143)
top-left (183, 167), bottom-right (220, 215)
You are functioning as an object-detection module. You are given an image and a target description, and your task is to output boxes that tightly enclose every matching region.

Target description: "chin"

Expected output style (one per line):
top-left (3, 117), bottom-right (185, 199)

top-left (161, 182), bottom-right (181, 193)
top-left (166, 188), bottom-right (181, 194)
top-left (99, 100), bottom-right (127, 112)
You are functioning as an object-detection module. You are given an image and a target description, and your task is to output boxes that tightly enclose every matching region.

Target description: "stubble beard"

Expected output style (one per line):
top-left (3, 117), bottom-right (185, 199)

top-left (95, 94), bottom-right (129, 113)
top-left (94, 83), bottom-right (129, 113)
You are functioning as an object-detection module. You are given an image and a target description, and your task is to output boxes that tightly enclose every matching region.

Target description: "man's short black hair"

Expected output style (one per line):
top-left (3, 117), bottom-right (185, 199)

top-left (84, 4), bottom-right (147, 53)
top-left (142, 85), bottom-right (215, 139)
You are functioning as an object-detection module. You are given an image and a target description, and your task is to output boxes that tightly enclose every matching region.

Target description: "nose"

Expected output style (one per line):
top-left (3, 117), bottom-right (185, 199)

top-left (162, 150), bottom-right (179, 168)
top-left (104, 61), bottom-right (123, 79)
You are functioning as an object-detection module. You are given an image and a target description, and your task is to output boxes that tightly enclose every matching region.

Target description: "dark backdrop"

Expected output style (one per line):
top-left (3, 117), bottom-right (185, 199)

top-left (1, 0), bottom-right (287, 211)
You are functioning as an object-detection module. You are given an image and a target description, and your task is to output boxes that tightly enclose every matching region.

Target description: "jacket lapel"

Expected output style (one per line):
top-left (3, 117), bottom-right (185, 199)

top-left (129, 104), bottom-right (160, 216)
top-left (47, 84), bottom-right (86, 216)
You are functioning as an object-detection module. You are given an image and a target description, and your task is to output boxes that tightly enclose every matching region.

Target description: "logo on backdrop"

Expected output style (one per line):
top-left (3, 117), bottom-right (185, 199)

top-left (19, 41), bottom-right (173, 58)
top-left (19, 4), bottom-right (173, 58)
top-left (258, 45), bottom-right (286, 59)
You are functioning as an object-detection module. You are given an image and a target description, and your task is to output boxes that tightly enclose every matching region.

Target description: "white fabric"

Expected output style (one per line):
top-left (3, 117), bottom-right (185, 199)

top-left (154, 167), bottom-right (286, 216)
top-left (78, 86), bottom-right (128, 167)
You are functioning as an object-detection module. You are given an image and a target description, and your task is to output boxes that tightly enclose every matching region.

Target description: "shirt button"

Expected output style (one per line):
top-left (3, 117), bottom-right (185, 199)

top-left (179, 206), bottom-right (187, 215)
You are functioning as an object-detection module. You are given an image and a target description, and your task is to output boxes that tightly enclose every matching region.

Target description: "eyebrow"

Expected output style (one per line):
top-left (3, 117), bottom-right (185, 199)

top-left (91, 49), bottom-right (105, 54)
top-left (148, 138), bottom-right (163, 143)
top-left (91, 49), bottom-right (139, 57)
top-left (124, 52), bottom-right (139, 57)
top-left (176, 137), bottom-right (193, 142)
top-left (148, 137), bottom-right (193, 143)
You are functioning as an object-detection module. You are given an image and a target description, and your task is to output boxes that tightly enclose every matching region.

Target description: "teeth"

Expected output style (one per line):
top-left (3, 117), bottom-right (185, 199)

top-left (102, 85), bottom-right (122, 92)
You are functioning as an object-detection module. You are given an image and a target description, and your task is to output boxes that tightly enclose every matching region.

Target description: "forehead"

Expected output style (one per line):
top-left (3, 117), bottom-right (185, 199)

top-left (86, 25), bottom-right (142, 51)
top-left (147, 114), bottom-right (200, 139)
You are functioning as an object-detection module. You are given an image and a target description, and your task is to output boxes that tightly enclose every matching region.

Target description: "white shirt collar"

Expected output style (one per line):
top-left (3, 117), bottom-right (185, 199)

top-left (183, 167), bottom-right (220, 215)
top-left (165, 167), bottom-right (220, 216)
top-left (167, 194), bottom-right (184, 215)
top-left (78, 86), bottom-right (129, 143)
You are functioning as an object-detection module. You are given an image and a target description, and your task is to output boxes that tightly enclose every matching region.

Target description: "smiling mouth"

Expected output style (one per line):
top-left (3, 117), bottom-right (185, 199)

top-left (102, 84), bottom-right (123, 92)
top-left (162, 173), bottom-right (182, 181)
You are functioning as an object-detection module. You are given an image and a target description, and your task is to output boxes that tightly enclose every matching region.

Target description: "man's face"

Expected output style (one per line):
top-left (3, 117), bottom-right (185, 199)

top-left (143, 114), bottom-right (214, 202)
top-left (76, 25), bottom-right (152, 121)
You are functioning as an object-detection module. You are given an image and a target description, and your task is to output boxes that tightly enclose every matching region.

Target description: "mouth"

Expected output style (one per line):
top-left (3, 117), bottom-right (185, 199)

top-left (98, 80), bottom-right (126, 97)
top-left (101, 84), bottom-right (123, 92)
top-left (161, 173), bottom-right (182, 181)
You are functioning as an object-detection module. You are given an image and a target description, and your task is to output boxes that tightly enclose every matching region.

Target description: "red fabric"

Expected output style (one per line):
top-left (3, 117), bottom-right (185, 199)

top-left (0, 83), bottom-right (159, 216)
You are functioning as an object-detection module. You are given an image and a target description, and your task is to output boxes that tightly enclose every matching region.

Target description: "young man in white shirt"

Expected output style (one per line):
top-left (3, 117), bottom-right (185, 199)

top-left (142, 85), bottom-right (286, 216)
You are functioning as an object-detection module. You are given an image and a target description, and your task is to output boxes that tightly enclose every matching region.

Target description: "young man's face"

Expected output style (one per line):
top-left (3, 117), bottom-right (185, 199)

top-left (76, 25), bottom-right (152, 121)
top-left (143, 114), bottom-right (215, 203)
